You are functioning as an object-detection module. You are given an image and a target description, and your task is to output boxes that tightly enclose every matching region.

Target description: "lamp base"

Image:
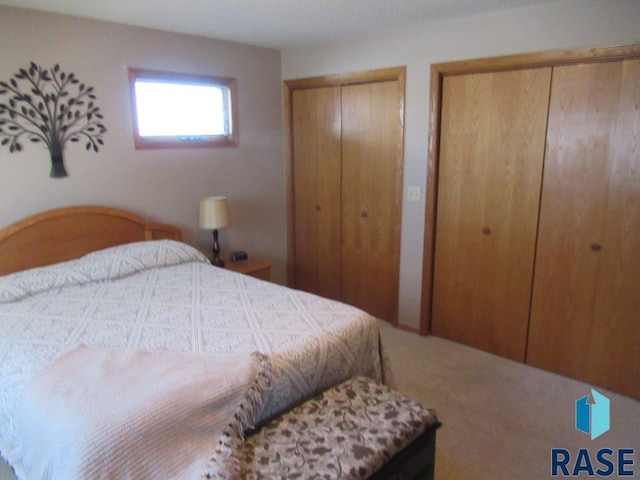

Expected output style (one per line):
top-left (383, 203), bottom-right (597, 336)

top-left (211, 229), bottom-right (225, 267)
top-left (211, 256), bottom-right (225, 267)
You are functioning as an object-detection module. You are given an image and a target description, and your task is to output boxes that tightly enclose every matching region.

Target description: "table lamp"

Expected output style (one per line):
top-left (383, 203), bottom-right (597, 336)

top-left (199, 196), bottom-right (232, 267)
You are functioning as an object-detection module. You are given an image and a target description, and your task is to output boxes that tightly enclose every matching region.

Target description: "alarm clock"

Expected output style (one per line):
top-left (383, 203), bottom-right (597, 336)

top-left (231, 251), bottom-right (249, 262)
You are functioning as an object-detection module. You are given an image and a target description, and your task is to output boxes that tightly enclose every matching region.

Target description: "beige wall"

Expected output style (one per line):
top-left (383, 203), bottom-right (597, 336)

top-left (0, 7), bottom-right (286, 282)
top-left (282, 0), bottom-right (640, 330)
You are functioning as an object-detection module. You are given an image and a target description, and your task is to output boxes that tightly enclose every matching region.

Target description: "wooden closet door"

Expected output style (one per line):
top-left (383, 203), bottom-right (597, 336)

top-left (292, 87), bottom-right (342, 300)
top-left (341, 81), bottom-right (403, 322)
top-left (431, 68), bottom-right (551, 361)
top-left (527, 59), bottom-right (640, 399)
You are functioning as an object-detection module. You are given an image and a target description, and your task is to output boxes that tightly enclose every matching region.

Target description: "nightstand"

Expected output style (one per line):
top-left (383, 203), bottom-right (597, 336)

top-left (225, 258), bottom-right (272, 281)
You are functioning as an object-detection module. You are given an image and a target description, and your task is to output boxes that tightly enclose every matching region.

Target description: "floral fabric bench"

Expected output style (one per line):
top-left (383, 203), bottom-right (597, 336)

top-left (241, 376), bottom-right (440, 479)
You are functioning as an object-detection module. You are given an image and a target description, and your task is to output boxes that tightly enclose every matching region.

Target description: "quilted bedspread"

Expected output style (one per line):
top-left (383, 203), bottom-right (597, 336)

top-left (0, 240), bottom-right (386, 479)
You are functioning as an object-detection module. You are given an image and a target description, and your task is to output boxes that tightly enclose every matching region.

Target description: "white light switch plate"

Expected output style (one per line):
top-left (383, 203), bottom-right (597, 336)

top-left (408, 186), bottom-right (421, 202)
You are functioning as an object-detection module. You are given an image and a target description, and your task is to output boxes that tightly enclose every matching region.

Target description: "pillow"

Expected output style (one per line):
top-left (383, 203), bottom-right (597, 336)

top-left (0, 240), bottom-right (209, 303)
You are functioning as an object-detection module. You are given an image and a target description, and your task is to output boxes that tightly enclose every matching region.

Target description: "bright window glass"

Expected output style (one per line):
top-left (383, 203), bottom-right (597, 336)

top-left (135, 82), bottom-right (226, 136)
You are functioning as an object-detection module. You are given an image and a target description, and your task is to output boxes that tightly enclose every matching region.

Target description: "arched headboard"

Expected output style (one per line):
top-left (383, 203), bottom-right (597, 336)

top-left (0, 206), bottom-right (182, 275)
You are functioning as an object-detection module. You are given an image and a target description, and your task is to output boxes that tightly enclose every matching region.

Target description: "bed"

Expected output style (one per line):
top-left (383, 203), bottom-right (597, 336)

top-left (0, 206), bottom-right (389, 480)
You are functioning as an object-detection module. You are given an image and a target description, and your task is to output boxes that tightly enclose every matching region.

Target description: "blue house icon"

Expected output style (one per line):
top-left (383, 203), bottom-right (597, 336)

top-left (575, 389), bottom-right (610, 440)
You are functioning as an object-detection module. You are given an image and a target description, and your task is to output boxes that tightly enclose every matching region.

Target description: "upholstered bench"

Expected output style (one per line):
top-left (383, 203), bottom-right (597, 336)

top-left (241, 376), bottom-right (440, 479)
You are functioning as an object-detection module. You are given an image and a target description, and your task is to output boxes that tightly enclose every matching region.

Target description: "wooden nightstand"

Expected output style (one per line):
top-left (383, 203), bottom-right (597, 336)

top-left (224, 258), bottom-right (272, 281)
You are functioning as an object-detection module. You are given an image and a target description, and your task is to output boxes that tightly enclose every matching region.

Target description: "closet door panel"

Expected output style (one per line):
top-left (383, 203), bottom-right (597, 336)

top-left (341, 81), bottom-right (402, 321)
top-left (595, 57), bottom-right (640, 398)
top-left (528, 59), bottom-right (640, 398)
top-left (292, 87), bottom-right (342, 300)
top-left (432, 68), bottom-right (551, 361)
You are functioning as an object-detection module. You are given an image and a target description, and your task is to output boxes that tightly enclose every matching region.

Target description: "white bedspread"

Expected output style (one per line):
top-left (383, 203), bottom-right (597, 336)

top-left (0, 240), bottom-right (386, 479)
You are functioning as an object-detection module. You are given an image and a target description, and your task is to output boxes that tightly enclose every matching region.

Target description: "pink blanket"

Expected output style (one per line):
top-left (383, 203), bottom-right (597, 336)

top-left (13, 345), bottom-right (270, 479)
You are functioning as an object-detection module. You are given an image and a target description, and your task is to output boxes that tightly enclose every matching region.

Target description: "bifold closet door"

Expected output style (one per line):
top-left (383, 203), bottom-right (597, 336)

top-left (292, 86), bottom-right (342, 301)
top-left (431, 68), bottom-right (551, 361)
top-left (341, 81), bottom-right (403, 322)
top-left (527, 59), bottom-right (640, 399)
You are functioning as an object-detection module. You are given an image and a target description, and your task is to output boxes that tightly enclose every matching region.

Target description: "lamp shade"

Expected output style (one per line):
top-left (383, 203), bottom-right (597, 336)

top-left (199, 196), bottom-right (232, 229)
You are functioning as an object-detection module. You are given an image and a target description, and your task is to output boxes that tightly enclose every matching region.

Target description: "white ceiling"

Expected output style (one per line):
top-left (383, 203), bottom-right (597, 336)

top-left (0, 0), bottom-right (557, 50)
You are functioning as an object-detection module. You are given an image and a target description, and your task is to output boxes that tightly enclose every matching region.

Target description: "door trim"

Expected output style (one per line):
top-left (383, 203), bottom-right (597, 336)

top-left (420, 42), bottom-right (640, 336)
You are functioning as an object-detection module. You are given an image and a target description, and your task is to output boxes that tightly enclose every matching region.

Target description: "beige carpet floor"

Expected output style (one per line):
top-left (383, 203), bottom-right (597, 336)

top-left (2, 321), bottom-right (638, 479)
top-left (377, 319), bottom-right (639, 479)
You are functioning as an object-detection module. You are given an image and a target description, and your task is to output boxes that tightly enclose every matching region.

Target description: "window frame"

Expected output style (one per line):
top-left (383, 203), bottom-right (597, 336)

top-left (128, 68), bottom-right (238, 149)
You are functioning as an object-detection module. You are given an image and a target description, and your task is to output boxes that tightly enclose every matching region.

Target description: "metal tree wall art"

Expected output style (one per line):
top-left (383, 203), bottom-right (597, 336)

top-left (0, 62), bottom-right (107, 178)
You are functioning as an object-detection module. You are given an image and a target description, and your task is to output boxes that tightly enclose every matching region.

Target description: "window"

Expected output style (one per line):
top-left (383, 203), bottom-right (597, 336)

top-left (128, 68), bottom-right (238, 149)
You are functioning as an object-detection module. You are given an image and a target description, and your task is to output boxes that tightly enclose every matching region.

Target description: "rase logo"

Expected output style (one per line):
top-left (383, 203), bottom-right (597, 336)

top-left (575, 389), bottom-right (610, 440)
top-left (551, 389), bottom-right (636, 477)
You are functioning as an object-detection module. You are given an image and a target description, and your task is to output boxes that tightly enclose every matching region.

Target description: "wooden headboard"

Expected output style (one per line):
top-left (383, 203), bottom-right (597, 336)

top-left (0, 206), bottom-right (182, 275)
